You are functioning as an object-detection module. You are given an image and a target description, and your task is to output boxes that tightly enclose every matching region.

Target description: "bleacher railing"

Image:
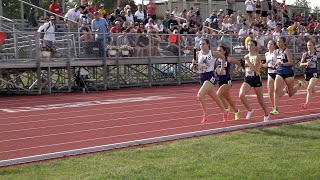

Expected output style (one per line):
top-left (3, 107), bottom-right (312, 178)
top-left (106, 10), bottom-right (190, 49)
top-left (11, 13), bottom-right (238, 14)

top-left (0, 30), bottom-right (318, 94)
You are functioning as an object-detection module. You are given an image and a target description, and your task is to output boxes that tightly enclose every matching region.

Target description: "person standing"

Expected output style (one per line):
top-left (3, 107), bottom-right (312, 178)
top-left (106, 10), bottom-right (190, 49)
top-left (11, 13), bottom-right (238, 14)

top-left (300, 40), bottom-right (320, 109)
top-left (270, 37), bottom-right (304, 115)
top-left (91, 12), bottom-right (108, 57)
top-left (190, 39), bottom-right (228, 123)
top-left (145, 0), bottom-right (157, 20)
top-left (239, 40), bottom-right (269, 122)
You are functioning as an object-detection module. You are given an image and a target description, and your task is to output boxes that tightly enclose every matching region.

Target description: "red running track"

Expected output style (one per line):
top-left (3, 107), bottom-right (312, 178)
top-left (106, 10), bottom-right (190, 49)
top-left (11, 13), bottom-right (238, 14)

top-left (0, 78), bottom-right (319, 165)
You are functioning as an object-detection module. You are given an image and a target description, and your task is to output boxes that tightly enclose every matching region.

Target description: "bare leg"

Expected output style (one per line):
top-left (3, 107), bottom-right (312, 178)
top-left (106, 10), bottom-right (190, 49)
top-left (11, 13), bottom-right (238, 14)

top-left (239, 82), bottom-right (252, 111)
top-left (254, 86), bottom-right (268, 115)
top-left (273, 75), bottom-right (285, 110)
top-left (267, 75), bottom-right (275, 106)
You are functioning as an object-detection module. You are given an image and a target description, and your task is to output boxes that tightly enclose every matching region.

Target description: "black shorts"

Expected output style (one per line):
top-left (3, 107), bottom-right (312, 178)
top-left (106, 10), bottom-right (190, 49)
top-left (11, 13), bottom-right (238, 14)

top-left (256, 10), bottom-right (261, 14)
top-left (305, 72), bottom-right (319, 81)
top-left (244, 76), bottom-right (262, 87)
top-left (247, 10), bottom-right (253, 14)
top-left (262, 11), bottom-right (268, 17)
top-left (227, 9), bottom-right (234, 16)
top-left (277, 73), bottom-right (294, 80)
top-left (218, 79), bottom-right (232, 87)
top-left (268, 73), bottom-right (277, 80)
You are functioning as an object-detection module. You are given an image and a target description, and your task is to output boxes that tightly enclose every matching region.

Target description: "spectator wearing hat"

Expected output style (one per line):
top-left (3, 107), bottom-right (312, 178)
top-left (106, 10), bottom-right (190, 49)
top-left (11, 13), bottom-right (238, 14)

top-left (162, 13), bottom-right (170, 30)
top-left (119, 10), bottom-right (127, 22)
top-left (145, 0), bottom-right (157, 20)
top-left (98, 3), bottom-right (106, 18)
top-left (91, 11), bottom-right (109, 57)
top-left (37, 16), bottom-right (57, 50)
top-left (64, 5), bottom-right (81, 32)
top-left (179, 23), bottom-right (190, 34)
top-left (110, 21), bottom-right (122, 33)
top-left (134, 4), bottom-right (145, 23)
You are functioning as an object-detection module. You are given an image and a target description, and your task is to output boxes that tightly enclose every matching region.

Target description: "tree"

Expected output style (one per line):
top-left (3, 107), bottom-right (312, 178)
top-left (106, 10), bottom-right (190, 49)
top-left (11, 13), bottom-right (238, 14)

top-left (291, 0), bottom-right (311, 15)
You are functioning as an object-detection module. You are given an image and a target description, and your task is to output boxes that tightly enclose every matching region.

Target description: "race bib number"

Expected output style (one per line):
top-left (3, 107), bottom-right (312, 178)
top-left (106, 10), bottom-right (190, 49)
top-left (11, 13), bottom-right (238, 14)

top-left (245, 68), bottom-right (255, 76)
top-left (209, 76), bottom-right (216, 84)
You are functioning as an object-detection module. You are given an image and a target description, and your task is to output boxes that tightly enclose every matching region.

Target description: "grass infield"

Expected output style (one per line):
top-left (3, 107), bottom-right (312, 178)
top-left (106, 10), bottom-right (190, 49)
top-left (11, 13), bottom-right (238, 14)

top-left (1, 120), bottom-right (320, 179)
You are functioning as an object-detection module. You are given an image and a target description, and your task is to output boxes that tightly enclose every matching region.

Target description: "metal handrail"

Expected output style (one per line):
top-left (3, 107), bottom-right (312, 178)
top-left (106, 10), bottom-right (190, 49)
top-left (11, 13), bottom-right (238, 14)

top-left (17, 0), bottom-right (78, 24)
top-left (0, 16), bottom-right (14, 23)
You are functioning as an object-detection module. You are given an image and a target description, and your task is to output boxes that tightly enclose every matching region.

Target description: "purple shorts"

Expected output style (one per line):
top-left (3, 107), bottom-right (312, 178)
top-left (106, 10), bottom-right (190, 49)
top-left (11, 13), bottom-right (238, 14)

top-left (200, 71), bottom-right (217, 85)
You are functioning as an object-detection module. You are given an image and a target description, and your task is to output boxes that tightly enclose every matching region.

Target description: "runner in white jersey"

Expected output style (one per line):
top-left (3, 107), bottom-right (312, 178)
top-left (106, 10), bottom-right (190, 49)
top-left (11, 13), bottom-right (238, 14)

top-left (299, 40), bottom-right (320, 109)
top-left (190, 38), bottom-right (228, 123)
top-left (262, 40), bottom-right (278, 106)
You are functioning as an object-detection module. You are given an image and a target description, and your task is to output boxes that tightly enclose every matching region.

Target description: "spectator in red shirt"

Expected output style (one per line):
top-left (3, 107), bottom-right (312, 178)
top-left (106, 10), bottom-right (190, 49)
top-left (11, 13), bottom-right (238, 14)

top-left (110, 21), bottom-right (122, 33)
top-left (49, 0), bottom-right (62, 16)
top-left (145, 0), bottom-right (157, 20)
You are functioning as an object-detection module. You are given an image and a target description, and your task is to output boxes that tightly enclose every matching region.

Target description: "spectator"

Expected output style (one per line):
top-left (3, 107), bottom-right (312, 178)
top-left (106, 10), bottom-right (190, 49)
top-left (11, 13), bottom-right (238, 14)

top-left (168, 14), bottom-right (179, 27)
top-left (267, 17), bottom-right (277, 29)
top-left (137, 30), bottom-right (149, 56)
top-left (179, 9), bottom-right (188, 24)
top-left (79, 0), bottom-right (89, 24)
top-left (114, 6), bottom-right (121, 16)
top-left (145, 0), bottom-right (157, 20)
top-left (162, 13), bottom-right (170, 30)
top-left (88, 1), bottom-right (96, 21)
top-left (134, 4), bottom-right (145, 23)
top-left (145, 18), bottom-right (157, 30)
top-left (49, 0), bottom-right (62, 17)
top-left (155, 20), bottom-right (164, 33)
top-left (119, 10), bottom-right (127, 22)
top-left (226, 0), bottom-right (235, 16)
top-left (245, 0), bottom-right (254, 24)
top-left (172, 7), bottom-right (180, 19)
top-left (91, 11), bottom-right (108, 57)
top-left (166, 23), bottom-right (178, 34)
top-left (136, 22), bottom-right (145, 33)
top-left (110, 21), bottom-right (122, 33)
top-left (255, 0), bottom-right (261, 21)
top-left (79, 21), bottom-right (93, 42)
top-left (179, 23), bottom-right (190, 34)
top-left (189, 15), bottom-right (199, 34)
top-left (64, 4), bottom-right (80, 32)
top-left (187, 7), bottom-right (194, 21)
top-left (37, 16), bottom-right (57, 50)
top-left (126, 9), bottom-right (134, 25)
top-left (143, 14), bottom-right (152, 25)
top-left (98, 3), bottom-right (106, 18)
top-left (260, 0), bottom-right (269, 22)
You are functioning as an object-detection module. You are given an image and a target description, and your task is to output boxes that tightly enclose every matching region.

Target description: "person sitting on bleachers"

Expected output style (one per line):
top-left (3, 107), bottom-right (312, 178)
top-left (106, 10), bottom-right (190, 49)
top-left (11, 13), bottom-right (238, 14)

top-left (79, 21), bottom-right (93, 42)
top-left (134, 4), bottom-right (145, 23)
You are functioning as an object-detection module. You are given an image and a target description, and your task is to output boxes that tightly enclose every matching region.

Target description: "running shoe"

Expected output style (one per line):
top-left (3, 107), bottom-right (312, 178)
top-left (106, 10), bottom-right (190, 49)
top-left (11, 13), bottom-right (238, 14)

top-left (223, 112), bottom-right (228, 122)
top-left (246, 109), bottom-right (254, 119)
top-left (235, 110), bottom-right (240, 120)
top-left (264, 115), bottom-right (269, 122)
top-left (298, 80), bottom-right (305, 87)
top-left (226, 106), bottom-right (231, 114)
top-left (201, 115), bottom-right (208, 123)
top-left (270, 108), bottom-right (279, 115)
top-left (301, 103), bottom-right (308, 110)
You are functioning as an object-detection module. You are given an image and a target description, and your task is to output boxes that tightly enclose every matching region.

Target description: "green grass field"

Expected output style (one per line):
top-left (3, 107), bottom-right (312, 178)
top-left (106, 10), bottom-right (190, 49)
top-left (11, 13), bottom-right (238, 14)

top-left (1, 120), bottom-right (320, 179)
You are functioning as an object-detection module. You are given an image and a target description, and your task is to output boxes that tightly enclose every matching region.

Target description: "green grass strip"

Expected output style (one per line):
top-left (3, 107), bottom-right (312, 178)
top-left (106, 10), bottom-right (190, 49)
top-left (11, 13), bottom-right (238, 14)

top-left (1, 120), bottom-right (320, 179)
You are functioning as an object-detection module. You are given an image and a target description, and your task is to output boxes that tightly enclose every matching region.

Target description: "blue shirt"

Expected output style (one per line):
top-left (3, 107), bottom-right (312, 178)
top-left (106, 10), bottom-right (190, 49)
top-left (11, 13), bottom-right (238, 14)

top-left (276, 48), bottom-right (293, 74)
top-left (91, 18), bottom-right (108, 39)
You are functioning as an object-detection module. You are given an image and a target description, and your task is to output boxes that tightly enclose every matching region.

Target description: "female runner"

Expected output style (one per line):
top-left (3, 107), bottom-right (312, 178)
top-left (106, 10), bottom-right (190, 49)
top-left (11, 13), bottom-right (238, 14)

top-left (239, 40), bottom-right (269, 122)
top-left (215, 46), bottom-right (242, 120)
top-left (270, 37), bottom-right (304, 115)
top-left (262, 40), bottom-right (278, 106)
top-left (300, 40), bottom-right (320, 109)
top-left (190, 39), bottom-right (228, 123)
